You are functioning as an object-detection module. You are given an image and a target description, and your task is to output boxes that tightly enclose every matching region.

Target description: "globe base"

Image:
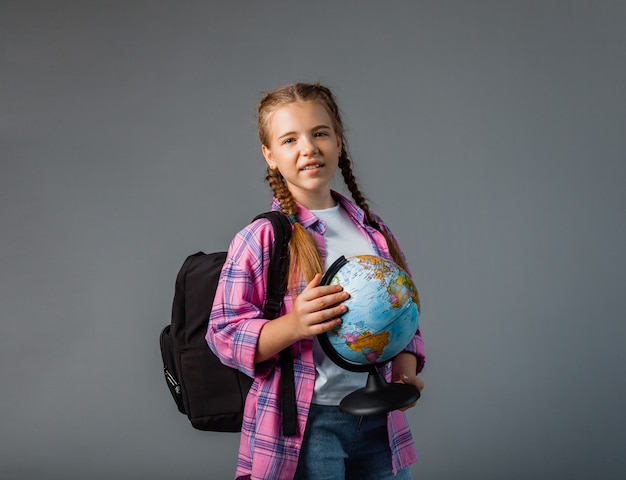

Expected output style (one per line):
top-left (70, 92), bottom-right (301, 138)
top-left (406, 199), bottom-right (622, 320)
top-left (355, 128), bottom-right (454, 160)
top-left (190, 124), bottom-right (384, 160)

top-left (339, 367), bottom-right (421, 416)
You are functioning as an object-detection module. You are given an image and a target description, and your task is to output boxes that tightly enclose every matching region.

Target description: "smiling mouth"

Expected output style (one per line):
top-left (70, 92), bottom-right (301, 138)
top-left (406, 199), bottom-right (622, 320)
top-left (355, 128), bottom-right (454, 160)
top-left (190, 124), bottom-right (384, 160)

top-left (301, 164), bottom-right (323, 171)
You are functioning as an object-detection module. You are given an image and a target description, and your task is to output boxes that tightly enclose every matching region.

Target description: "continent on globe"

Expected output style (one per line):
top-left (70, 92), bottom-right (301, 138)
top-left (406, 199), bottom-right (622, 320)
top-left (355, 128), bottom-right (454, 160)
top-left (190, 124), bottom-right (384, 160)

top-left (344, 329), bottom-right (390, 363)
top-left (354, 255), bottom-right (419, 310)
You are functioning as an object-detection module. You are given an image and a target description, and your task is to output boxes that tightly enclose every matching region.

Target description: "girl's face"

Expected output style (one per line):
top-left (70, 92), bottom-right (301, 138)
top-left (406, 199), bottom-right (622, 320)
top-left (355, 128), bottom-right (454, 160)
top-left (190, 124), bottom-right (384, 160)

top-left (262, 101), bottom-right (342, 210)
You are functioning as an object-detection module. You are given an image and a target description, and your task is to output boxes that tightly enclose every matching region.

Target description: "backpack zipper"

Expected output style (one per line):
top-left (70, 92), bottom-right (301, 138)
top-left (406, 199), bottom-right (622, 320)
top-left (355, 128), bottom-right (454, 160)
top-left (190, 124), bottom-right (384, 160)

top-left (164, 367), bottom-right (181, 395)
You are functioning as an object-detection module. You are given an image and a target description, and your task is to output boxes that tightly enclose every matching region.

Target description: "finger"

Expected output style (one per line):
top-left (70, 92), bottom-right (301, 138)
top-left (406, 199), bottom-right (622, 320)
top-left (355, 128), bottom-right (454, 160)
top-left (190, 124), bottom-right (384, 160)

top-left (300, 274), bottom-right (341, 298)
top-left (396, 375), bottom-right (423, 412)
top-left (309, 290), bottom-right (349, 313)
top-left (415, 377), bottom-right (425, 391)
top-left (401, 374), bottom-right (425, 392)
top-left (399, 401), bottom-right (418, 412)
top-left (301, 284), bottom-right (347, 306)
top-left (303, 273), bottom-right (323, 292)
top-left (303, 300), bottom-right (346, 326)
top-left (310, 316), bottom-right (342, 335)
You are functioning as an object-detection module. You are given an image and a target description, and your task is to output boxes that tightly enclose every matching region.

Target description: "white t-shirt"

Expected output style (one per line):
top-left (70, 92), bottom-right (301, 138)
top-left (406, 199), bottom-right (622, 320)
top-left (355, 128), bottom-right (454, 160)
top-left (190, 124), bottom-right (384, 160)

top-left (309, 204), bottom-right (377, 405)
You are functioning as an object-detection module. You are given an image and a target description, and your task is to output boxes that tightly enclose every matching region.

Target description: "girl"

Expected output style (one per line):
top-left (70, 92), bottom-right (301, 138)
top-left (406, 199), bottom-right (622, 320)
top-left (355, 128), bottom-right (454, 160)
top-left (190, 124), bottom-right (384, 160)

top-left (207, 83), bottom-right (425, 480)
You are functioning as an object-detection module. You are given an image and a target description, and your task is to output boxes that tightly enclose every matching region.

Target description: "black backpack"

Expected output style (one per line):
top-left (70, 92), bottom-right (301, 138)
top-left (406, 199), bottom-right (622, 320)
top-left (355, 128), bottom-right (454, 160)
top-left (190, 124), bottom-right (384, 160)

top-left (159, 212), bottom-right (297, 435)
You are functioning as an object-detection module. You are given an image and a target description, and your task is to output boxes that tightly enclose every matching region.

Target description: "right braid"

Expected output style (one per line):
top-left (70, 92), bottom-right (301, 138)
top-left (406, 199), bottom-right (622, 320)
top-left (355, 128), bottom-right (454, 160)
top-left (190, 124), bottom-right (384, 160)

top-left (265, 166), bottom-right (296, 215)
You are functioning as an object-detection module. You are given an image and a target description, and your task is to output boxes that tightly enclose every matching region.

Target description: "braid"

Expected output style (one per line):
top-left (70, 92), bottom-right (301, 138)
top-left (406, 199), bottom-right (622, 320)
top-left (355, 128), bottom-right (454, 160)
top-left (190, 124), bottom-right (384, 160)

top-left (338, 154), bottom-right (410, 274)
top-left (266, 166), bottom-right (296, 215)
top-left (265, 166), bottom-right (324, 290)
top-left (338, 152), bottom-right (378, 228)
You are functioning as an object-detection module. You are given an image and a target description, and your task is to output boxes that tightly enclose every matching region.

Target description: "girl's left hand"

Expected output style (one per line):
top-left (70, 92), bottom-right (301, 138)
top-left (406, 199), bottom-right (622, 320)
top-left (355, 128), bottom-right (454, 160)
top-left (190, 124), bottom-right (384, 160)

top-left (395, 374), bottom-right (424, 411)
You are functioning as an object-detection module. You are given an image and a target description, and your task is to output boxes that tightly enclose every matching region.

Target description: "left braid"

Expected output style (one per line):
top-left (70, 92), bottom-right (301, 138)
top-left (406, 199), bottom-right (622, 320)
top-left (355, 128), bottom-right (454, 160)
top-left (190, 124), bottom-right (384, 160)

top-left (338, 153), bottom-right (409, 274)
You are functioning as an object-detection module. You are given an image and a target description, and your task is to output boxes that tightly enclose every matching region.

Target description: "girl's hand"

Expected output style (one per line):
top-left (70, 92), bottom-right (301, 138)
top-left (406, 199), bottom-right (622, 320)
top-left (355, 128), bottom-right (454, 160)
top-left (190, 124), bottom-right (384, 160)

top-left (395, 374), bottom-right (425, 411)
top-left (255, 273), bottom-right (348, 363)
top-left (392, 352), bottom-right (424, 411)
top-left (288, 273), bottom-right (349, 341)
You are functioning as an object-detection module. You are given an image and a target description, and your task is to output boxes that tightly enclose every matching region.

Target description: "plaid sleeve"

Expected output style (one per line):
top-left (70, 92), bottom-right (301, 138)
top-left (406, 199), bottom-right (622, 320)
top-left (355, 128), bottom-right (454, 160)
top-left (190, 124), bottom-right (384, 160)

top-left (207, 218), bottom-right (279, 378)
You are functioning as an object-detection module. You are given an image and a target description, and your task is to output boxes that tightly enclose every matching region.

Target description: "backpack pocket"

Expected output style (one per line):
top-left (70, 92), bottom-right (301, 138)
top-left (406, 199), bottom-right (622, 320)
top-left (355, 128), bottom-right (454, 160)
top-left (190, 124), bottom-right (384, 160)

top-left (178, 342), bottom-right (253, 432)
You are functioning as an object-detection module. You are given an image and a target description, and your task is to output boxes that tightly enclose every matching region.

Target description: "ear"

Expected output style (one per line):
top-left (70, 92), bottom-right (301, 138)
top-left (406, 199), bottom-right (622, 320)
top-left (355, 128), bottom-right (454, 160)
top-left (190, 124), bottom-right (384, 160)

top-left (262, 145), bottom-right (277, 170)
top-left (336, 136), bottom-right (343, 154)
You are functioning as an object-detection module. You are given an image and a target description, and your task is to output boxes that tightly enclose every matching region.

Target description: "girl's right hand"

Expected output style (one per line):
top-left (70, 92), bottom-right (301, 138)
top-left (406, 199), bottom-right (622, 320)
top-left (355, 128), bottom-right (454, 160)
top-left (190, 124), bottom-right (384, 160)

top-left (288, 273), bottom-right (349, 341)
top-left (255, 273), bottom-right (349, 363)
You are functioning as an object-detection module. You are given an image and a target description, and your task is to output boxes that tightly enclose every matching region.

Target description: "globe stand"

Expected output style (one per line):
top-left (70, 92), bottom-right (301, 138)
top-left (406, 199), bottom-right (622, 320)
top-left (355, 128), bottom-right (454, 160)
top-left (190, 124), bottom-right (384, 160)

top-left (339, 365), bottom-right (421, 416)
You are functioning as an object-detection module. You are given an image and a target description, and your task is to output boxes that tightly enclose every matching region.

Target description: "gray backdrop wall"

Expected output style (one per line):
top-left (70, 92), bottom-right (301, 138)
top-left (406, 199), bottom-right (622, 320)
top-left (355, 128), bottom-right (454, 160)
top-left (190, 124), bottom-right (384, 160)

top-left (1, 1), bottom-right (625, 479)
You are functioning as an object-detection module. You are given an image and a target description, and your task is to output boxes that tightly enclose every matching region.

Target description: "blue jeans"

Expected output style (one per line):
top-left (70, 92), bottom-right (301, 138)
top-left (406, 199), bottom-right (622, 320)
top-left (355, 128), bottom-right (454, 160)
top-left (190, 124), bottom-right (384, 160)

top-left (293, 403), bottom-right (413, 480)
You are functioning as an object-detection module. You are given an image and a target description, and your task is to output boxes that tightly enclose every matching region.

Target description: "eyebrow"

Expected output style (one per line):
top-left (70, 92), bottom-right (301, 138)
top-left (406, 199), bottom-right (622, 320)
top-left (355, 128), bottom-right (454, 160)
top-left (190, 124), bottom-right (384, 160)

top-left (277, 124), bottom-right (332, 140)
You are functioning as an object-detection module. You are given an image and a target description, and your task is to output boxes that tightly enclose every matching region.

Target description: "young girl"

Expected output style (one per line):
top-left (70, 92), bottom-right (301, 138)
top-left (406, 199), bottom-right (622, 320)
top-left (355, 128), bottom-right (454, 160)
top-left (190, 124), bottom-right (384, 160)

top-left (207, 83), bottom-right (425, 480)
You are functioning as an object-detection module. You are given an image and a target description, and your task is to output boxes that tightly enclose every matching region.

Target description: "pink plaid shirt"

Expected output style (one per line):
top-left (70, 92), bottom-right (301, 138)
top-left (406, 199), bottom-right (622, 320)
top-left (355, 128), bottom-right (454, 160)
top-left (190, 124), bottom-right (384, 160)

top-left (207, 192), bottom-right (425, 479)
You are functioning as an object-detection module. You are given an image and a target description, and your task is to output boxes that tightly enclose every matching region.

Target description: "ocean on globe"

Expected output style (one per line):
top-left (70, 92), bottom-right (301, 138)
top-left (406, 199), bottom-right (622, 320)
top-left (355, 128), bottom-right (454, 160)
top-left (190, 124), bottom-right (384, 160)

top-left (322, 255), bottom-right (420, 367)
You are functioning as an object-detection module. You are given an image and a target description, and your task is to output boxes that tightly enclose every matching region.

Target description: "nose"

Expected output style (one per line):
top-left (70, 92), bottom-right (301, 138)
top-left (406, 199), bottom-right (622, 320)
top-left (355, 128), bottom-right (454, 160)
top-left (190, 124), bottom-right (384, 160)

top-left (300, 134), bottom-right (319, 156)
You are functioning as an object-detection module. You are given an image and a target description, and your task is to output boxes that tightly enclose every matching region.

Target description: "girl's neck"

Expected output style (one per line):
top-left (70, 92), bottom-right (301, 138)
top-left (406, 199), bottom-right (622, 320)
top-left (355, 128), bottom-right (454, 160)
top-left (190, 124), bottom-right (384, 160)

top-left (294, 190), bottom-right (336, 211)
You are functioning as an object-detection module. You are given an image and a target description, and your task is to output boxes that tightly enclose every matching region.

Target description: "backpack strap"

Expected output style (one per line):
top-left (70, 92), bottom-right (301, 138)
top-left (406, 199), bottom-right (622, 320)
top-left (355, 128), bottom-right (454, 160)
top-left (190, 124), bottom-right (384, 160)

top-left (253, 212), bottom-right (298, 437)
top-left (256, 212), bottom-right (291, 319)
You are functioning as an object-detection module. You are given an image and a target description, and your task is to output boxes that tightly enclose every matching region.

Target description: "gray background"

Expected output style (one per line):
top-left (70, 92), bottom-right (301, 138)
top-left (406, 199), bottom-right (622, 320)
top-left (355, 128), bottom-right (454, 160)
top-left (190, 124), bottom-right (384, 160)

top-left (1, 1), bottom-right (625, 479)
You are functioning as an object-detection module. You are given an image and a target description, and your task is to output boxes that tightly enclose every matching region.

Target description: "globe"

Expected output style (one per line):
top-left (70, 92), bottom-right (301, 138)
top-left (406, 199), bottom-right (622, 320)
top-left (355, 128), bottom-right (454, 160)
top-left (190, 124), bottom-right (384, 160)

top-left (318, 254), bottom-right (422, 415)
top-left (319, 254), bottom-right (420, 370)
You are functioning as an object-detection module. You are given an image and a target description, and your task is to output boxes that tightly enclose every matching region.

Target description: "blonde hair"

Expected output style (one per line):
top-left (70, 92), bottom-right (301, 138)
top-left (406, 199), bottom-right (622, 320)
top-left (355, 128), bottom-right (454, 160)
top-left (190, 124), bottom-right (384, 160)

top-left (258, 83), bottom-right (409, 290)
